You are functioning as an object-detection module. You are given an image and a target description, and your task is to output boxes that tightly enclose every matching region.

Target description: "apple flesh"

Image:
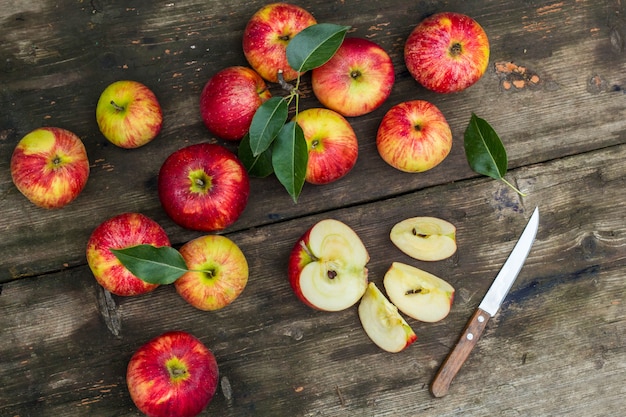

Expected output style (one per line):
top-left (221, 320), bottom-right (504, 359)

top-left (376, 100), bottom-right (452, 173)
top-left (10, 127), bottom-right (89, 209)
top-left (390, 217), bottom-right (457, 261)
top-left (294, 108), bottom-right (358, 185)
top-left (96, 80), bottom-right (163, 148)
top-left (383, 262), bottom-right (454, 323)
top-left (175, 235), bottom-right (249, 311)
top-left (127, 330), bottom-right (219, 417)
top-left (242, 2), bottom-right (317, 83)
top-left (158, 143), bottom-right (250, 232)
top-left (312, 37), bottom-right (395, 117)
top-left (404, 12), bottom-right (490, 93)
top-left (288, 219), bottom-right (369, 311)
top-left (200, 66), bottom-right (272, 141)
top-left (358, 282), bottom-right (417, 353)
top-left (86, 212), bottom-right (170, 296)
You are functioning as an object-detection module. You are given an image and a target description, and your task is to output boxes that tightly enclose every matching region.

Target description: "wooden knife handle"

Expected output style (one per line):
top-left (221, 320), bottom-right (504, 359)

top-left (430, 308), bottom-right (491, 397)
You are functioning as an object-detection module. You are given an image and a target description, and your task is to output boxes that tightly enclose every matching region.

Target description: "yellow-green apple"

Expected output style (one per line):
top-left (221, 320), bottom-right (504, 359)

top-left (158, 143), bottom-right (250, 232)
top-left (200, 66), bottom-right (272, 141)
top-left (358, 282), bottom-right (417, 353)
top-left (96, 80), bottom-right (162, 148)
top-left (288, 219), bottom-right (369, 311)
top-left (404, 12), bottom-right (490, 93)
top-left (390, 217), bottom-right (457, 261)
top-left (10, 127), bottom-right (89, 209)
top-left (242, 3), bottom-right (317, 83)
top-left (383, 262), bottom-right (455, 323)
top-left (311, 37), bottom-right (395, 117)
top-left (175, 235), bottom-right (249, 311)
top-left (376, 100), bottom-right (452, 173)
top-left (127, 330), bottom-right (219, 417)
top-left (294, 108), bottom-right (358, 185)
top-left (86, 212), bottom-right (170, 296)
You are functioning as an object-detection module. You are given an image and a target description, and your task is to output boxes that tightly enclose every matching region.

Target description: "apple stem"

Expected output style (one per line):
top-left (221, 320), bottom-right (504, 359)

top-left (299, 240), bottom-right (318, 262)
top-left (110, 100), bottom-right (125, 112)
top-left (277, 70), bottom-right (296, 93)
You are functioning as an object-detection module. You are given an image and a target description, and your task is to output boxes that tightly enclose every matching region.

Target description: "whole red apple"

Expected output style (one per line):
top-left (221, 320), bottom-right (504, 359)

top-left (242, 3), bottom-right (317, 83)
top-left (312, 37), bottom-right (395, 117)
top-left (127, 330), bottom-right (219, 417)
top-left (376, 100), bottom-right (452, 173)
top-left (158, 143), bottom-right (250, 232)
top-left (86, 212), bottom-right (170, 296)
top-left (294, 108), bottom-right (358, 185)
top-left (11, 127), bottom-right (90, 209)
top-left (200, 66), bottom-right (272, 141)
top-left (175, 235), bottom-right (249, 311)
top-left (404, 12), bottom-right (490, 93)
top-left (96, 80), bottom-right (163, 148)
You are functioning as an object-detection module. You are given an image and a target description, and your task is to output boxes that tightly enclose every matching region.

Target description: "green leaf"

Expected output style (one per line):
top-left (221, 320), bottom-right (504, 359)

top-left (249, 97), bottom-right (289, 156)
top-left (271, 121), bottom-right (308, 203)
top-left (110, 244), bottom-right (188, 285)
top-left (238, 133), bottom-right (274, 178)
top-left (464, 113), bottom-right (525, 196)
top-left (286, 23), bottom-right (350, 73)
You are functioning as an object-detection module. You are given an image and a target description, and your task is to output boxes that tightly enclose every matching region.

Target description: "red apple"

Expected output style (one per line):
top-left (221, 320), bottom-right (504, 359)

top-left (294, 108), bottom-right (358, 185)
top-left (242, 3), bottom-right (317, 83)
top-left (10, 127), bottom-right (89, 209)
top-left (175, 235), bottom-right (249, 311)
top-left (200, 66), bottom-right (272, 141)
top-left (86, 212), bottom-right (170, 296)
top-left (376, 100), bottom-right (452, 173)
top-left (127, 330), bottom-right (219, 417)
top-left (158, 143), bottom-right (250, 232)
top-left (312, 37), bottom-right (395, 117)
top-left (288, 219), bottom-right (369, 311)
top-left (96, 80), bottom-right (163, 148)
top-left (404, 12), bottom-right (490, 93)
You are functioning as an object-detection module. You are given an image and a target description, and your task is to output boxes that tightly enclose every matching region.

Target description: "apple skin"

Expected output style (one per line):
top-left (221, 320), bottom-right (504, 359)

top-left (312, 37), bottom-right (395, 117)
top-left (10, 127), bottom-right (89, 209)
top-left (96, 80), bottom-right (163, 148)
top-left (376, 100), bottom-right (452, 173)
top-left (294, 108), bottom-right (358, 185)
top-left (158, 143), bottom-right (250, 232)
top-left (242, 3), bottom-right (317, 83)
top-left (86, 212), bottom-right (170, 296)
top-left (127, 330), bottom-right (219, 417)
top-left (404, 12), bottom-right (490, 93)
top-left (175, 235), bottom-right (249, 311)
top-left (200, 66), bottom-right (272, 141)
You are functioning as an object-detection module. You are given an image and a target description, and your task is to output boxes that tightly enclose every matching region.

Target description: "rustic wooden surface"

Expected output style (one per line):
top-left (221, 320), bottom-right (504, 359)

top-left (1, 0), bottom-right (625, 416)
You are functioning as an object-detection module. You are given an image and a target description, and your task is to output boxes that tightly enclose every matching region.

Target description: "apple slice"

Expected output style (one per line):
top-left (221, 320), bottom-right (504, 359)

top-left (358, 282), bottom-right (417, 353)
top-left (390, 217), bottom-right (457, 261)
top-left (383, 262), bottom-right (454, 323)
top-left (288, 219), bottom-right (369, 311)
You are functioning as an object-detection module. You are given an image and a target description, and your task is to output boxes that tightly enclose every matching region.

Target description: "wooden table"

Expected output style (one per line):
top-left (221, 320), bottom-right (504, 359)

top-left (1, 1), bottom-right (624, 415)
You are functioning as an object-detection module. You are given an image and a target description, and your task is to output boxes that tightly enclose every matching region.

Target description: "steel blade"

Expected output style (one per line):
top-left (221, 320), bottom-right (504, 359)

top-left (478, 207), bottom-right (539, 316)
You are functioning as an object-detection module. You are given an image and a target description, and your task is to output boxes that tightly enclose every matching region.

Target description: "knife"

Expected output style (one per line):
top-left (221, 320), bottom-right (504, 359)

top-left (430, 206), bottom-right (539, 398)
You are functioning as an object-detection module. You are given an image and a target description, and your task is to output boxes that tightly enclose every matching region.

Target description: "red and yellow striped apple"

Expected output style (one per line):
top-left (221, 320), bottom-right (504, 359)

top-left (11, 127), bottom-right (90, 209)
top-left (312, 37), bottom-right (395, 117)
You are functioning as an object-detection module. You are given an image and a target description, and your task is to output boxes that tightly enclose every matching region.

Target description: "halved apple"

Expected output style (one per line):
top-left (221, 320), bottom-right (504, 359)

top-left (358, 282), bottom-right (417, 353)
top-left (383, 262), bottom-right (454, 323)
top-left (390, 217), bottom-right (457, 261)
top-left (288, 219), bottom-right (369, 311)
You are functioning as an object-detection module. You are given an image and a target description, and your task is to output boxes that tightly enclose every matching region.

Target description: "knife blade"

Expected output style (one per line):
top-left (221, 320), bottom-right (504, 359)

top-left (430, 206), bottom-right (539, 398)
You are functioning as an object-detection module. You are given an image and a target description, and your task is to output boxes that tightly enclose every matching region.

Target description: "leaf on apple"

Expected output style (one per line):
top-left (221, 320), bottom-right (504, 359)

top-left (248, 97), bottom-right (289, 156)
top-left (271, 121), bottom-right (308, 203)
top-left (111, 244), bottom-right (189, 285)
top-left (238, 134), bottom-right (274, 178)
top-left (286, 23), bottom-right (350, 73)
top-left (464, 113), bottom-right (525, 196)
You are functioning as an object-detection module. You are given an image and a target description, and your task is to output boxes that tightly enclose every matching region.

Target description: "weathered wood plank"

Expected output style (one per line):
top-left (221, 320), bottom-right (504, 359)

top-left (1, 0), bottom-right (625, 282)
top-left (1, 143), bottom-right (624, 416)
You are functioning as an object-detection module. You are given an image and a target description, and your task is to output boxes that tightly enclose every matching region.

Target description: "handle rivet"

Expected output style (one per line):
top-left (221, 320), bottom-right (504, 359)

top-left (467, 333), bottom-right (474, 340)
top-left (478, 315), bottom-right (485, 323)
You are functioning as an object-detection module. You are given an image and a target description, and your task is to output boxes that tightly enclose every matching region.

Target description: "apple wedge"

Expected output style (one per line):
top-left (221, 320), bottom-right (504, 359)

top-left (288, 219), bottom-right (369, 311)
top-left (390, 217), bottom-right (457, 261)
top-left (358, 282), bottom-right (417, 353)
top-left (383, 262), bottom-right (454, 323)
